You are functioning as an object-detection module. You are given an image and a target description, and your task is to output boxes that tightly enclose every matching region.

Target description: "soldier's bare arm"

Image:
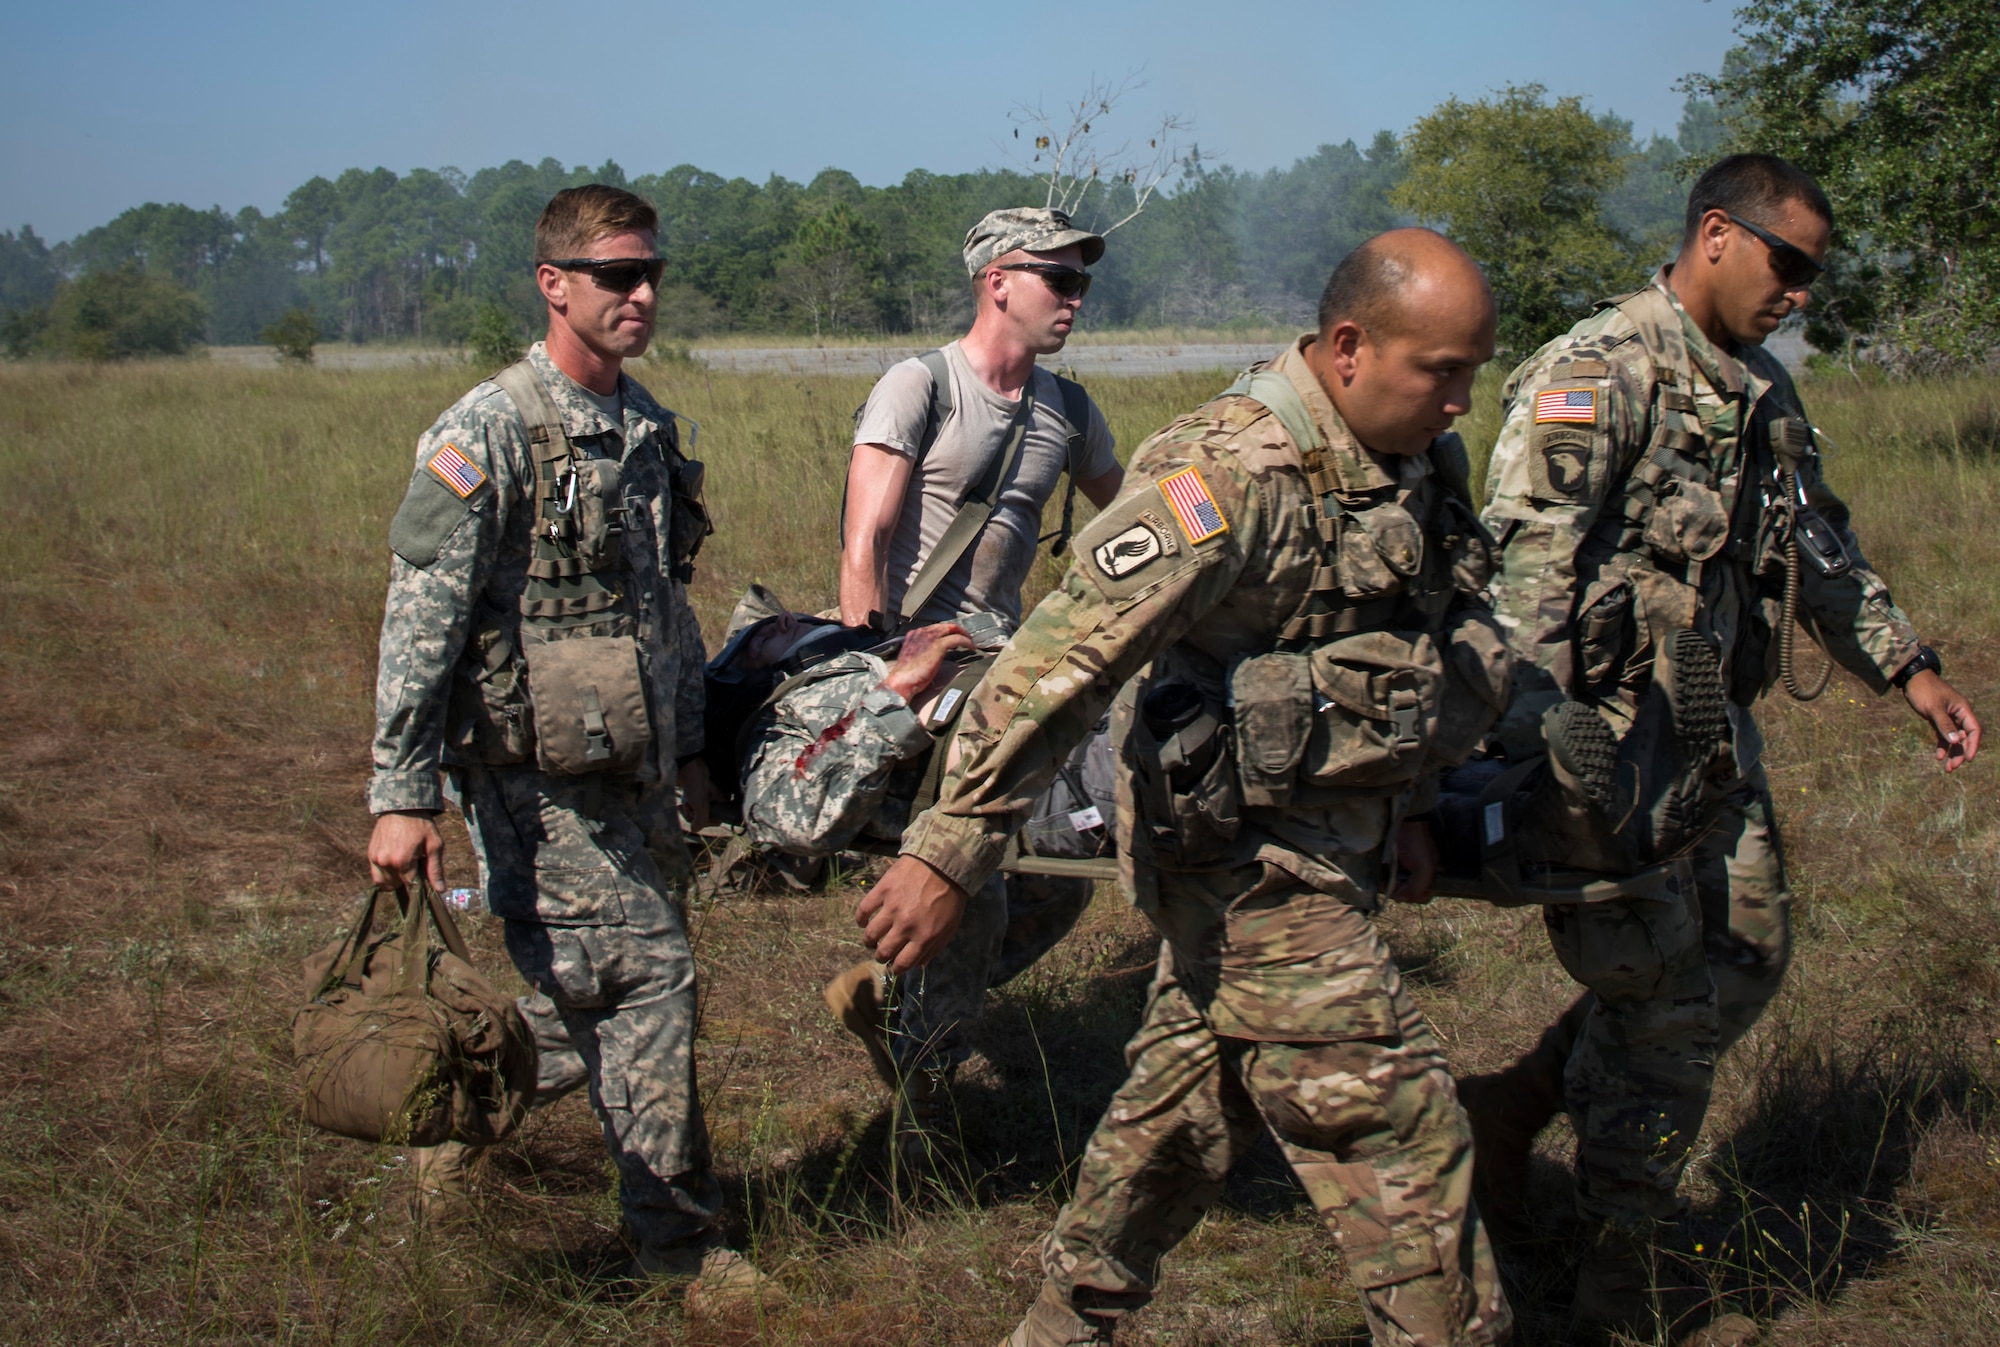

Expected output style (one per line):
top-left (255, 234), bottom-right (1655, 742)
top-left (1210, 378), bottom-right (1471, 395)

top-left (1077, 463), bottom-right (1125, 508)
top-left (839, 443), bottom-right (916, 627)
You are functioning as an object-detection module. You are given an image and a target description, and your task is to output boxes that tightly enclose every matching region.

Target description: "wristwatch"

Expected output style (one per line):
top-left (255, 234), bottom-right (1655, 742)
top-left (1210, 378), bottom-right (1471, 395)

top-left (1892, 644), bottom-right (1942, 689)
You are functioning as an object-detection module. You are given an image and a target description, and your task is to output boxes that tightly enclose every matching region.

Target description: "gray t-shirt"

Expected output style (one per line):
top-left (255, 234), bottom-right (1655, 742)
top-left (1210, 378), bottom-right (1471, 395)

top-left (852, 340), bottom-right (1117, 624)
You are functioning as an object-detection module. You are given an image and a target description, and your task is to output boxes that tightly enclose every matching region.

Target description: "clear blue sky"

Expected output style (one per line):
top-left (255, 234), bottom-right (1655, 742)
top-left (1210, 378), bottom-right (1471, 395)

top-left (0, 0), bottom-right (1742, 242)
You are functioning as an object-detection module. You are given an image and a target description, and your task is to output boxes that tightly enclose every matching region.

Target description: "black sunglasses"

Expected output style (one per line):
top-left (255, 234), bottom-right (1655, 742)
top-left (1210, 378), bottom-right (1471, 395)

top-left (1724, 214), bottom-right (1824, 290)
top-left (545, 256), bottom-right (667, 293)
top-left (995, 262), bottom-right (1092, 300)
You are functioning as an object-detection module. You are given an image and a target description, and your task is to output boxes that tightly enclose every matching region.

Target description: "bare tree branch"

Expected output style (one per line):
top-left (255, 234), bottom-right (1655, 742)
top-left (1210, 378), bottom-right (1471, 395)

top-left (1002, 72), bottom-right (1194, 236)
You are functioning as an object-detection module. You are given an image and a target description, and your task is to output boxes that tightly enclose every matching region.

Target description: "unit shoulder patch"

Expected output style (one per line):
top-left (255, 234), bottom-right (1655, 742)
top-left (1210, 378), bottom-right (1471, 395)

top-left (1075, 485), bottom-right (1216, 608)
top-left (1528, 423), bottom-right (1596, 501)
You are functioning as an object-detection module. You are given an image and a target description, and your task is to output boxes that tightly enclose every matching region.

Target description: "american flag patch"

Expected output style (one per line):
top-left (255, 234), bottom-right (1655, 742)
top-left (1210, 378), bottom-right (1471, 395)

top-left (1158, 467), bottom-right (1228, 544)
top-left (1535, 388), bottom-right (1597, 424)
top-left (426, 442), bottom-right (486, 498)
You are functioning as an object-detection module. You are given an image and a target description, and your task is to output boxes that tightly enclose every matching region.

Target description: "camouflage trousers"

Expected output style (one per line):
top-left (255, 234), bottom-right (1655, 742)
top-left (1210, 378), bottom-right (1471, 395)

top-left (1530, 767), bottom-right (1790, 1229)
top-left (888, 871), bottom-right (1095, 1074)
top-left (1036, 861), bottom-right (1512, 1347)
top-left (454, 767), bottom-right (721, 1249)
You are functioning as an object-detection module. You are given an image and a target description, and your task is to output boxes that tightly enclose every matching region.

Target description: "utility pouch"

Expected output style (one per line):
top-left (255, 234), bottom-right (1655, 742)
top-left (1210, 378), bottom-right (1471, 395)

top-left (523, 633), bottom-right (653, 776)
top-left (445, 619), bottom-right (535, 765)
top-left (570, 457), bottom-right (626, 570)
top-left (1299, 630), bottom-right (1442, 790)
top-left (1641, 479), bottom-right (1729, 565)
top-left (1131, 679), bottom-right (1241, 868)
top-left (668, 459), bottom-right (713, 579)
top-left (1575, 576), bottom-right (1637, 690)
top-left (1338, 502), bottom-right (1425, 598)
top-left (1431, 608), bottom-right (1514, 766)
top-left (1229, 652), bottom-right (1313, 808)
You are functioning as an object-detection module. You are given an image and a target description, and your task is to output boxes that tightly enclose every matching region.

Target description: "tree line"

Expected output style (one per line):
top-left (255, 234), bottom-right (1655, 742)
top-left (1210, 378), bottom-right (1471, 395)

top-left (2, 0), bottom-right (1991, 367)
top-left (0, 104), bottom-right (1707, 359)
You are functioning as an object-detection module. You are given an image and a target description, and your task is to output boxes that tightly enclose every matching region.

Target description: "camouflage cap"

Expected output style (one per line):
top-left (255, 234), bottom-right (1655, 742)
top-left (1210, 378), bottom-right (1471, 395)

top-left (963, 207), bottom-right (1105, 277)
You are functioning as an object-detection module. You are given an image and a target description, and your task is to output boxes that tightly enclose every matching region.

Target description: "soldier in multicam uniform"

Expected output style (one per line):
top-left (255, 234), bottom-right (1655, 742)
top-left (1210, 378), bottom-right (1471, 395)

top-left (857, 229), bottom-right (1516, 1347)
top-left (364, 185), bottom-right (773, 1307)
top-left (1462, 154), bottom-right (1980, 1340)
top-left (825, 207), bottom-right (1126, 1166)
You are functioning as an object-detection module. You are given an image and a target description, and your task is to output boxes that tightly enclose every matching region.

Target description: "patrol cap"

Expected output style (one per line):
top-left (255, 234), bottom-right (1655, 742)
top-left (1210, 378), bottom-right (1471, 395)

top-left (963, 207), bottom-right (1105, 276)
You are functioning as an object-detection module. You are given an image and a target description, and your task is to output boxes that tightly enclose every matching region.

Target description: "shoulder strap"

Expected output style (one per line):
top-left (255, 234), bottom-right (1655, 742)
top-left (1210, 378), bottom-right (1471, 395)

top-left (914, 348), bottom-right (954, 464)
top-left (1221, 365), bottom-right (1407, 645)
top-left (840, 348), bottom-right (954, 568)
top-left (897, 380), bottom-right (1037, 625)
top-left (1042, 373), bottom-right (1092, 557)
top-left (492, 358), bottom-right (572, 465)
top-left (1222, 367), bottom-right (1325, 454)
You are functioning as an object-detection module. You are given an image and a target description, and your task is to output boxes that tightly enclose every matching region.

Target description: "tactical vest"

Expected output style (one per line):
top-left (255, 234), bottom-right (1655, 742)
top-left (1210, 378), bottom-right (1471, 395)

top-left (1519, 285), bottom-right (1837, 871)
top-left (443, 359), bottom-right (711, 777)
top-left (1570, 285), bottom-right (1833, 709)
top-left (1124, 368), bottom-right (1514, 871)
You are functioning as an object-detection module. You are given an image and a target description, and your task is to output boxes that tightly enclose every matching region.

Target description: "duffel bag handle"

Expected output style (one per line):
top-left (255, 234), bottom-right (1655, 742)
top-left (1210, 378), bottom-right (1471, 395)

top-left (393, 877), bottom-right (476, 997)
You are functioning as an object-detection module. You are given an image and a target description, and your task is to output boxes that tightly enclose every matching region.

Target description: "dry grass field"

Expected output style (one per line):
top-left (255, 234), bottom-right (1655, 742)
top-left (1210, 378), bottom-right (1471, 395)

top-left (0, 349), bottom-right (1995, 1345)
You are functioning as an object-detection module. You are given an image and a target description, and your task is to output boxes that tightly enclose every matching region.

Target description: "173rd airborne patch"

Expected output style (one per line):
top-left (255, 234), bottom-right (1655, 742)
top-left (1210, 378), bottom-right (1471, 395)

top-left (1077, 465), bottom-right (1229, 607)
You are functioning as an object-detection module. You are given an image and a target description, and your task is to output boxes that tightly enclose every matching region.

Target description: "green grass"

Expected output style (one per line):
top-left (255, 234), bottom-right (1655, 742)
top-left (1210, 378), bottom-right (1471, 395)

top-left (0, 352), bottom-right (1995, 1344)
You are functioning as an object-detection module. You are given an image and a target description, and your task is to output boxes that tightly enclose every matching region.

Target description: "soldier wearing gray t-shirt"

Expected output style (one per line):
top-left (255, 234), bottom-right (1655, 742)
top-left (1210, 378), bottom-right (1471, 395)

top-left (828, 208), bottom-right (1126, 1175)
top-left (852, 340), bottom-right (1118, 625)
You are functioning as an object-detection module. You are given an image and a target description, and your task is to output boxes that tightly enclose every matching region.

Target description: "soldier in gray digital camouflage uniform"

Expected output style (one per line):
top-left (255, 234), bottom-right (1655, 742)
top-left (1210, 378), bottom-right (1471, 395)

top-left (1463, 154), bottom-right (1980, 1341)
top-left (364, 185), bottom-right (773, 1309)
top-left (857, 230), bottom-right (1516, 1347)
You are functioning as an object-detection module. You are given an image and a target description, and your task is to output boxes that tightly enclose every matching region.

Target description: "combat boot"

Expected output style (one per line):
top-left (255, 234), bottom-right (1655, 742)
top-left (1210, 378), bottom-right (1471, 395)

top-left (1001, 1281), bottom-right (1115, 1346)
top-left (631, 1233), bottom-right (786, 1315)
top-left (824, 960), bottom-right (898, 1090)
top-left (408, 1139), bottom-right (479, 1226)
top-left (1571, 1224), bottom-right (1660, 1343)
top-left (1457, 1049), bottom-right (1565, 1237)
top-left (892, 1062), bottom-right (964, 1186)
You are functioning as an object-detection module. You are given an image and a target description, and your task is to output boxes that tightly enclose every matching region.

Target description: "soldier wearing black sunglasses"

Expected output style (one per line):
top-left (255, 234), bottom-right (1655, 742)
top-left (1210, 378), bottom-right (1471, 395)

top-left (1465, 152), bottom-right (1979, 1341)
top-left (826, 207), bottom-right (1128, 1174)
top-left (367, 184), bottom-right (777, 1310)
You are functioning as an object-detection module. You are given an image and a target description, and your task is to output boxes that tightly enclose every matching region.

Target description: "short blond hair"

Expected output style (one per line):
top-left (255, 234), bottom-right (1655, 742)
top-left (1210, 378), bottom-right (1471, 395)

top-left (534, 185), bottom-right (658, 263)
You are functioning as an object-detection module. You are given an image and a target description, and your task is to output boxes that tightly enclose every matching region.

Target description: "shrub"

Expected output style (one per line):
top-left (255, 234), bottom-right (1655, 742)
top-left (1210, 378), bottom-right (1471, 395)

top-left (466, 302), bottom-right (524, 369)
top-left (39, 266), bottom-right (208, 359)
top-left (261, 307), bottom-right (319, 364)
